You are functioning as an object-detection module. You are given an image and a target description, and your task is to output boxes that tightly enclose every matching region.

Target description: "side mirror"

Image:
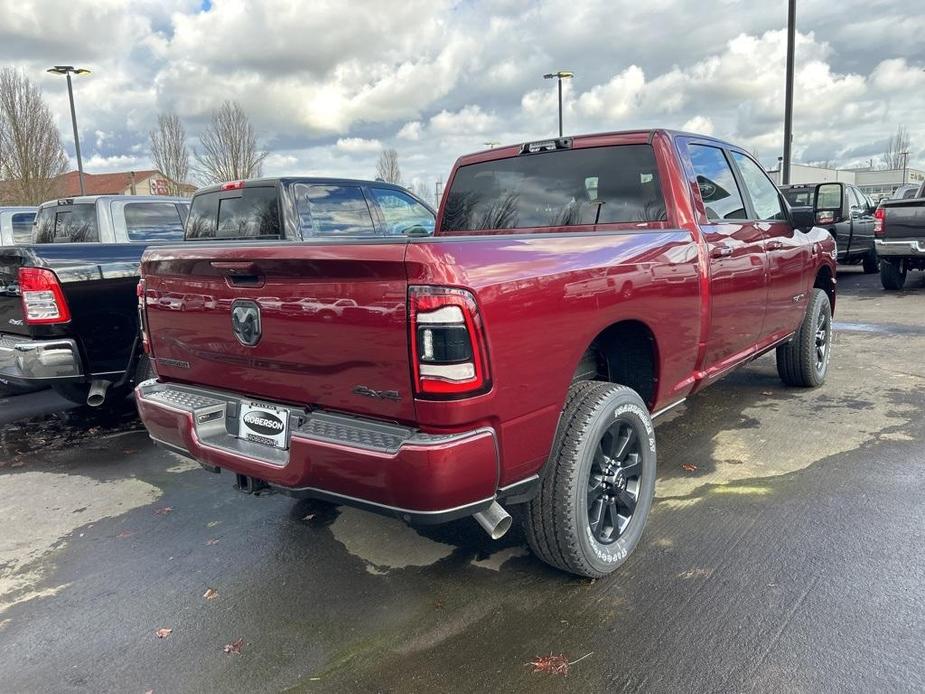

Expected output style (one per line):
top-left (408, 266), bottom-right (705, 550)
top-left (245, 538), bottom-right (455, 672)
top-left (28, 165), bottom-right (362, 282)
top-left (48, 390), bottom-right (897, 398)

top-left (790, 206), bottom-right (815, 231)
top-left (814, 183), bottom-right (844, 224)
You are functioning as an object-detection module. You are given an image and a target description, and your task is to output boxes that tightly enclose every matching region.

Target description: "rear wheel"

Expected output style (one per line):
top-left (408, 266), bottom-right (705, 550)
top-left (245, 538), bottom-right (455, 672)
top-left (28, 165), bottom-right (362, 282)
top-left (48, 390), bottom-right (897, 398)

top-left (880, 259), bottom-right (907, 290)
top-left (776, 288), bottom-right (832, 388)
top-left (523, 381), bottom-right (657, 578)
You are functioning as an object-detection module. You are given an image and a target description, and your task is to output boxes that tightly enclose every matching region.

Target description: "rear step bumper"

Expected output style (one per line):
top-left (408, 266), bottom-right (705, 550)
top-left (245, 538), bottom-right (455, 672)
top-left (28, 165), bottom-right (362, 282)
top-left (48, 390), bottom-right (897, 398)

top-left (0, 334), bottom-right (82, 386)
top-left (875, 239), bottom-right (925, 257)
top-left (135, 380), bottom-right (500, 524)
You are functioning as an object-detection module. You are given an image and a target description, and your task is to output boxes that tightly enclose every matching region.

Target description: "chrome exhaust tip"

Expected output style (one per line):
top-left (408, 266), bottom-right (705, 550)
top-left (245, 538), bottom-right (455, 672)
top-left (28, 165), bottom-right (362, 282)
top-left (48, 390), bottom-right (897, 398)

top-left (473, 501), bottom-right (512, 540)
top-left (86, 379), bottom-right (110, 407)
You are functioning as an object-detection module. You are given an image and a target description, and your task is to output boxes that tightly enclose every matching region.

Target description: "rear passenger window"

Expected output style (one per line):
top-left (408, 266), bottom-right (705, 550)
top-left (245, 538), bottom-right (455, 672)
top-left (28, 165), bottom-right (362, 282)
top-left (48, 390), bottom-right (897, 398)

top-left (442, 144), bottom-right (666, 232)
top-left (294, 185), bottom-right (376, 237)
top-left (34, 204), bottom-right (99, 243)
top-left (730, 151), bottom-right (786, 221)
top-left (124, 203), bottom-right (185, 241)
top-left (369, 188), bottom-right (435, 236)
top-left (688, 145), bottom-right (747, 221)
top-left (11, 213), bottom-right (35, 244)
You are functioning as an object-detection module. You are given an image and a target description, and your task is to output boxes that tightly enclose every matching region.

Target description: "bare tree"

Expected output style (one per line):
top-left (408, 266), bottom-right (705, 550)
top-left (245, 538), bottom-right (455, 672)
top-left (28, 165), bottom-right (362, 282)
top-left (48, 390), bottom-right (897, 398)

top-left (881, 125), bottom-right (912, 170)
top-left (193, 101), bottom-right (267, 183)
top-left (411, 180), bottom-right (429, 201)
top-left (150, 112), bottom-right (190, 196)
top-left (376, 148), bottom-right (402, 185)
top-left (0, 68), bottom-right (68, 204)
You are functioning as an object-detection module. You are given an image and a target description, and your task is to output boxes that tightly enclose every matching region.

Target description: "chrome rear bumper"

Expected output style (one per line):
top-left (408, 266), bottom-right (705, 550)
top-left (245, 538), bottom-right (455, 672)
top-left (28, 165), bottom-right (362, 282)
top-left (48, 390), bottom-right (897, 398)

top-left (0, 334), bottom-right (82, 384)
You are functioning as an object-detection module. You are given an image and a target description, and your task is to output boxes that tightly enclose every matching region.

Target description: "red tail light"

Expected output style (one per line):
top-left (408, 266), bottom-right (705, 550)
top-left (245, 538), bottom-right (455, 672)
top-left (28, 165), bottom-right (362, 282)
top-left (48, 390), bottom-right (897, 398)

top-left (409, 286), bottom-right (491, 397)
top-left (221, 180), bottom-right (245, 191)
top-left (19, 267), bottom-right (71, 324)
top-left (874, 207), bottom-right (885, 236)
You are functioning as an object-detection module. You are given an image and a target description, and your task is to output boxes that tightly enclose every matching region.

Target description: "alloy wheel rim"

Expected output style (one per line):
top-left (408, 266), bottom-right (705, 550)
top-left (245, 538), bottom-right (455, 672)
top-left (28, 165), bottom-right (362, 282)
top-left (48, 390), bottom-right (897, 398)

top-left (815, 310), bottom-right (830, 371)
top-left (587, 419), bottom-right (642, 545)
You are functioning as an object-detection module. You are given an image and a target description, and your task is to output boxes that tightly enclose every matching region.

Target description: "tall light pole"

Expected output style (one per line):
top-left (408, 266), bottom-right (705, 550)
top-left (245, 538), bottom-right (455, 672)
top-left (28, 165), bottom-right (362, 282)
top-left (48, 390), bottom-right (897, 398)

top-left (47, 65), bottom-right (91, 196)
top-left (781, 0), bottom-right (796, 185)
top-left (900, 150), bottom-right (910, 184)
top-left (543, 70), bottom-right (574, 137)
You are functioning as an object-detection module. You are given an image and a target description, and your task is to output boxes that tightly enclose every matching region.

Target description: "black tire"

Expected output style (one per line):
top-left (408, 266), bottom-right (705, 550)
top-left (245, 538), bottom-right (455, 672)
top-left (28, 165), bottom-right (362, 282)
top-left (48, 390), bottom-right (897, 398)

top-left (880, 259), bottom-right (906, 290)
top-left (776, 288), bottom-right (832, 388)
top-left (523, 381), bottom-right (657, 578)
top-left (862, 248), bottom-right (878, 274)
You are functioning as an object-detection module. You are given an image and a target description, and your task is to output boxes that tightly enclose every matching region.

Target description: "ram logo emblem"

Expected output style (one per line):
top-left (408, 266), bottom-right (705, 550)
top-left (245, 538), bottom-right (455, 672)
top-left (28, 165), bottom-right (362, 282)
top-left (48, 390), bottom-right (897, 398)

top-left (231, 301), bottom-right (261, 346)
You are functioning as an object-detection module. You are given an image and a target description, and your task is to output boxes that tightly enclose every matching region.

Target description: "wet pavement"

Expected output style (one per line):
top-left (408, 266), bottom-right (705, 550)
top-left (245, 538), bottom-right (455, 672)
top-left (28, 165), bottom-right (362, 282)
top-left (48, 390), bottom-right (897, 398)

top-left (0, 268), bottom-right (923, 693)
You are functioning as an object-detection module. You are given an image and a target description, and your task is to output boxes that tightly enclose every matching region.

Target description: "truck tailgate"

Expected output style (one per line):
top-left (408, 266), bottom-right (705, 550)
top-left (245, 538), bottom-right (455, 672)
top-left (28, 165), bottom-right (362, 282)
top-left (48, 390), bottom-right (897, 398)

top-left (0, 248), bottom-right (28, 336)
top-left (142, 242), bottom-right (415, 422)
top-left (882, 199), bottom-right (925, 239)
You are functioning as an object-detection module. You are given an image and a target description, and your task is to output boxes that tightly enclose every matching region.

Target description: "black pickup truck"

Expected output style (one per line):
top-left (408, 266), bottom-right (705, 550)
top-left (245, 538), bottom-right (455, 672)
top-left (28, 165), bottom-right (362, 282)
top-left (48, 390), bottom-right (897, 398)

top-left (875, 181), bottom-right (925, 290)
top-left (781, 182), bottom-right (879, 273)
top-left (0, 195), bottom-right (189, 405)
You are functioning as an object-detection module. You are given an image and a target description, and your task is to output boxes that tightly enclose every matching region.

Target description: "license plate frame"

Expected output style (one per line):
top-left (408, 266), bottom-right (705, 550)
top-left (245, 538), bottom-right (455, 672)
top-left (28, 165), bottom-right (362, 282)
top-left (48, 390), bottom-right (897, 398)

top-left (237, 401), bottom-right (290, 450)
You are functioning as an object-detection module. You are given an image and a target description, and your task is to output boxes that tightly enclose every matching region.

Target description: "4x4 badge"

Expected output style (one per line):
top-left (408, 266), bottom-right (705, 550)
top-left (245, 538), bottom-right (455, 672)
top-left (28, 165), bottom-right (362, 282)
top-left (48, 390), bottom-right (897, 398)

top-left (231, 301), bottom-right (261, 346)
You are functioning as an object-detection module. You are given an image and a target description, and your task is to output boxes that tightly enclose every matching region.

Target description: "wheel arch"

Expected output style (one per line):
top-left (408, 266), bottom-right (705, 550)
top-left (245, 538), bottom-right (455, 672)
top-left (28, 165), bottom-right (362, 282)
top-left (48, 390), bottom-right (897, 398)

top-left (571, 319), bottom-right (660, 409)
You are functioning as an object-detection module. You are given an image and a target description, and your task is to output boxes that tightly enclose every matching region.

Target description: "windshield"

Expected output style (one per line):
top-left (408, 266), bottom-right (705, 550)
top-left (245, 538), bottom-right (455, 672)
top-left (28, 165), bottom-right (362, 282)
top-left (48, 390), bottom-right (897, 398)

top-left (443, 144), bottom-right (666, 232)
top-left (186, 186), bottom-right (281, 240)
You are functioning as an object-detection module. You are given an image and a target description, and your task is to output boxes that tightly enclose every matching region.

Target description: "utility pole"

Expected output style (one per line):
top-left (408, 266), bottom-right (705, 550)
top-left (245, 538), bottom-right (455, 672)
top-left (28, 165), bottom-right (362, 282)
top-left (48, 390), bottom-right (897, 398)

top-left (47, 66), bottom-right (91, 195)
top-left (781, 0), bottom-right (796, 185)
top-left (543, 71), bottom-right (574, 137)
top-left (900, 151), bottom-right (910, 184)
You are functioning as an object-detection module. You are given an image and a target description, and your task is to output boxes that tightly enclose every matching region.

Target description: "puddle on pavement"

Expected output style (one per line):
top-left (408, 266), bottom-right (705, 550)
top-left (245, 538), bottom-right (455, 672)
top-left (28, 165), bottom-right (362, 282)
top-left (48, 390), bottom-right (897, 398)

top-left (0, 470), bottom-right (161, 614)
top-left (0, 406), bottom-right (143, 467)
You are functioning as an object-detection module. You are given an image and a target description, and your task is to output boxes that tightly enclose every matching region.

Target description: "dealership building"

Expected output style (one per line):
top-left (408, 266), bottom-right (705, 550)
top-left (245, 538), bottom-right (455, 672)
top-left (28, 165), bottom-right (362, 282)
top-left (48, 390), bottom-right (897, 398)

top-left (768, 164), bottom-right (924, 200)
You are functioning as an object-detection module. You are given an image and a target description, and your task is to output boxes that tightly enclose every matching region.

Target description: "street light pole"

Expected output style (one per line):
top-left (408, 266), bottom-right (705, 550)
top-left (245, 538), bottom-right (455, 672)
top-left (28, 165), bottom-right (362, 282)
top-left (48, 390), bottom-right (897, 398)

top-left (543, 71), bottom-right (574, 137)
top-left (900, 150), bottom-right (910, 184)
top-left (782, 0), bottom-right (796, 185)
top-left (47, 65), bottom-right (91, 196)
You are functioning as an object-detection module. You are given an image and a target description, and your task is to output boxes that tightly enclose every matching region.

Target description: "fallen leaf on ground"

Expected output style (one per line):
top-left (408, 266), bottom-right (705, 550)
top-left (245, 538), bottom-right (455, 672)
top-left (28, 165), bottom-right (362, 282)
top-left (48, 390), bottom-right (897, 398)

top-left (223, 638), bottom-right (245, 654)
top-left (117, 530), bottom-right (136, 539)
top-left (681, 463), bottom-right (698, 472)
top-left (155, 627), bottom-right (172, 639)
top-left (302, 513), bottom-right (316, 521)
top-left (206, 538), bottom-right (220, 545)
top-left (154, 507), bottom-right (173, 516)
top-left (529, 654), bottom-right (570, 676)
top-left (761, 391), bottom-right (774, 396)
top-left (207, 521), bottom-right (221, 528)
top-left (203, 588), bottom-right (218, 600)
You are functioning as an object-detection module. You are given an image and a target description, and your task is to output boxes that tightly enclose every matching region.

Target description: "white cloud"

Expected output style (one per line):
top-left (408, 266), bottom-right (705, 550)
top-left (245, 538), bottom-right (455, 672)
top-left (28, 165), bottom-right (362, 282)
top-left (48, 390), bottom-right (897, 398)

top-left (1, 0), bottom-right (922, 189)
top-left (335, 137), bottom-right (383, 154)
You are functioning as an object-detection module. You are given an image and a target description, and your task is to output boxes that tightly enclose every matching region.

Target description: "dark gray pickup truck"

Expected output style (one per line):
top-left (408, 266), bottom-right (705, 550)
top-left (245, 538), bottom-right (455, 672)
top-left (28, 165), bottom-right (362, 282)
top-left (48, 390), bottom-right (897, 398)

top-left (875, 181), bottom-right (925, 290)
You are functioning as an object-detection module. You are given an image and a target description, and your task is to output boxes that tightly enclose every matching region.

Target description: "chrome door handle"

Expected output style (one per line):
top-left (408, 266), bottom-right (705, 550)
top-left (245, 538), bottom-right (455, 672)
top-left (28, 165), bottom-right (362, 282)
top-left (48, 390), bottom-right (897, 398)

top-left (710, 246), bottom-right (733, 258)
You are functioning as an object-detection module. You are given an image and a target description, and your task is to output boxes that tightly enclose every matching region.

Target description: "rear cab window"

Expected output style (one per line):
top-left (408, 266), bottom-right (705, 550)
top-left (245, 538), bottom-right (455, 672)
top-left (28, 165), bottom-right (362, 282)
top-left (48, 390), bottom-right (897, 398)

top-left (442, 143), bottom-right (667, 232)
top-left (33, 203), bottom-right (100, 243)
top-left (369, 188), bottom-right (435, 236)
top-left (782, 187), bottom-right (813, 207)
top-left (186, 186), bottom-right (281, 240)
top-left (124, 202), bottom-right (186, 241)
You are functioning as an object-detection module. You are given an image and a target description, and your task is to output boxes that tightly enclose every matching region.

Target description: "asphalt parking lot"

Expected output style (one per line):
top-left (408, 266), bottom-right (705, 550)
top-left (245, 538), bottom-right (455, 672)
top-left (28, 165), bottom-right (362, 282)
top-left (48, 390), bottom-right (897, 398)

top-left (0, 268), bottom-right (923, 693)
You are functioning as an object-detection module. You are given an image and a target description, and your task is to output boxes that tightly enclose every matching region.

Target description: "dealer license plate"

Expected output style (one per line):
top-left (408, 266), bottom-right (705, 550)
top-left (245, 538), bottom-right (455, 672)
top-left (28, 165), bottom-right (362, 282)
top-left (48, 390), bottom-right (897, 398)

top-left (237, 401), bottom-right (290, 450)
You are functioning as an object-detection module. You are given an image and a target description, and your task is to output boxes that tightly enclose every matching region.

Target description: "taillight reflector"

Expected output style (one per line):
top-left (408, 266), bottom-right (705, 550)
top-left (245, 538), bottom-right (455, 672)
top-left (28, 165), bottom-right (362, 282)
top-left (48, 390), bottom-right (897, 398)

top-left (221, 180), bottom-right (245, 191)
top-left (409, 286), bottom-right (491, 398)
top-left (874, 207), bottom-right (885, 236)
top-left (19, 267), bottom-right (71, 324)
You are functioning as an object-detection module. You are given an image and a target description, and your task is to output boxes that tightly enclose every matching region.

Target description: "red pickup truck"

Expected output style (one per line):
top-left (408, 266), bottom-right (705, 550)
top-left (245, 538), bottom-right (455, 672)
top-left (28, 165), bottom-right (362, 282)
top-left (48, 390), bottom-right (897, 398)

top-left (135, 132), bottom-right (836, 577)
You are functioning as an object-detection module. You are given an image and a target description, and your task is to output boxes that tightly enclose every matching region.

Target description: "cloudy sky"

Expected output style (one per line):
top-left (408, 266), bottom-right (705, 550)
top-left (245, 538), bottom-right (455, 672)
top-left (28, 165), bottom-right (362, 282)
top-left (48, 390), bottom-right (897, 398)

top-left (2, 0), bottom-right (924, 198)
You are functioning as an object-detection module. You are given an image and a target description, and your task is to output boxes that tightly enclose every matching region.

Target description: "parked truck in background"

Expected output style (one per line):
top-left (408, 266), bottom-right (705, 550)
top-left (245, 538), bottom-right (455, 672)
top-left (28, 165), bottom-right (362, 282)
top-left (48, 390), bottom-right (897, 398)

top-left (874, 181), bottom-right (925, 290)
top-left (0, 195), bottom-right (189, 406)
top-left (135, 131), bottom-right (836, 577)
top-left (781, 182), bottom-right (878, 273)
